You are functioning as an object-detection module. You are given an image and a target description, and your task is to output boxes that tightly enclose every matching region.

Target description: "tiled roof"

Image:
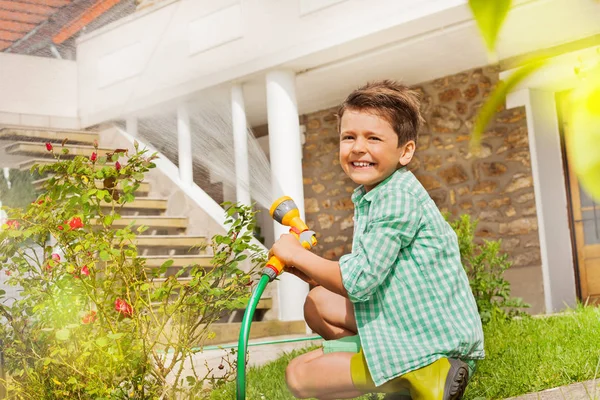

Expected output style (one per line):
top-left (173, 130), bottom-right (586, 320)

top-left (0, 0), bottom-right (74, 51)
top-left (0, 0), bottom-right (129, 55)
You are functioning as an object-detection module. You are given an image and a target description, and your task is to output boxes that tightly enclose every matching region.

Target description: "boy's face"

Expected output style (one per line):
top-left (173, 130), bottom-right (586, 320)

top-left (339, 109), bottom-right (415, 192)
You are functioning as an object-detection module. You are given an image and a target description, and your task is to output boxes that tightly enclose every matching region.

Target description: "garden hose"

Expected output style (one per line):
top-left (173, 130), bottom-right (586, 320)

top-left (236, 274), bottom-right (270, 400)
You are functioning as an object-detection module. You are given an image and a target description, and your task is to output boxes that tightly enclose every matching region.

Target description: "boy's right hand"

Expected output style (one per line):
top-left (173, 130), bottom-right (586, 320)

top-left (285, 266), bottom-right (319, 287)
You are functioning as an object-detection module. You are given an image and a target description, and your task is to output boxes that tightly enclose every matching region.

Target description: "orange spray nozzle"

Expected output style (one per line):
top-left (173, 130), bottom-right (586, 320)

top-left (264, 196), bottom-right (317, 281)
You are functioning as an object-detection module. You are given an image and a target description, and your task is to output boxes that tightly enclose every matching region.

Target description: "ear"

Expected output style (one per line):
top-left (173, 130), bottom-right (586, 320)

top-left (399, 140), bottom-right (416, 166)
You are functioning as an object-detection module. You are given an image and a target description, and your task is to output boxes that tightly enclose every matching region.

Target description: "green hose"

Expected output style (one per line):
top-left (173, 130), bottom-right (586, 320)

top-left (236, 274), bottom-right (271, 400)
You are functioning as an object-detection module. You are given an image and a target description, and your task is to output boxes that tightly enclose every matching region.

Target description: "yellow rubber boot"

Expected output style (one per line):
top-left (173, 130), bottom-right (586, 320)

top-left (396, 358), bottom-right (469, 400)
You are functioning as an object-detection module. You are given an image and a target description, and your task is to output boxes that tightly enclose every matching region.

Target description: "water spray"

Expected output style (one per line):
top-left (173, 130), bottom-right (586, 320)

top-left (236, 196), bottom-right (317, 400)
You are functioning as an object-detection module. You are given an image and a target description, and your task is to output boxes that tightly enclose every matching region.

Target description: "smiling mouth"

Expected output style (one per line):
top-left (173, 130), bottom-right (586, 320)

top-left (351, 161), bottom-right (375, 168)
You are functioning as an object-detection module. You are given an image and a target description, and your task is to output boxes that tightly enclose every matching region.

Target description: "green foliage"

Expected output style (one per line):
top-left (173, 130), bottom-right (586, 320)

top-left (0, 169), bottom-right (36, 210)
top-left (449, 214), bottom-right (529, 324)
top-left (468, 0), bottom-right (512, 54)
top-left (0, 143), bottom-right (266, 399)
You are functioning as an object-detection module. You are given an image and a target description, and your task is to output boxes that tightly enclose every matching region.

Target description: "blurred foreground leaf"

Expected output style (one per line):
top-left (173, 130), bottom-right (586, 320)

top-left (471, 58), bottom-right (547, 149)
top-left (468, 0), bottom-right (512, 54)
top-left (568, 67), bottom-right (600, 199)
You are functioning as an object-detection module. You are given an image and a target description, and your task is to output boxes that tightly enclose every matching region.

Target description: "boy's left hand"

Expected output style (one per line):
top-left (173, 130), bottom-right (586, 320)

top-left (270, 233), bottom-right (305, 266)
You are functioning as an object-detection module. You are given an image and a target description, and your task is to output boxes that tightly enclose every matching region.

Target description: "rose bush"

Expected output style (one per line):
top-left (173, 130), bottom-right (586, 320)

top-left (0, 140), bottom-right (265, 399)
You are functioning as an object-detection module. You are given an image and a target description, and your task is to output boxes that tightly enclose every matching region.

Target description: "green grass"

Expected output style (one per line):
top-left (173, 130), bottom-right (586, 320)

top-left (210, 306), bottom-right (600, 399)
top-left (466, 305), bottom-right (600, 399)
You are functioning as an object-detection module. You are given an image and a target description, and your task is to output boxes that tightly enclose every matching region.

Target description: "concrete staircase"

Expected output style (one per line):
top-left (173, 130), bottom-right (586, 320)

top-left (1, 126), bottom-right (305, 344)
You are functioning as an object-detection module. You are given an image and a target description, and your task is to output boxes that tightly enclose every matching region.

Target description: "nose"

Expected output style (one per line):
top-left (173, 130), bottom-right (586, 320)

top-left (351, 137), bottom-right (367, 153)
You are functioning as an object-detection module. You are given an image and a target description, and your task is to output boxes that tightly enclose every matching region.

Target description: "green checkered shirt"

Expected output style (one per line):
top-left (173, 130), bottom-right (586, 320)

top-left (338, 167), bottom-right (485, 387)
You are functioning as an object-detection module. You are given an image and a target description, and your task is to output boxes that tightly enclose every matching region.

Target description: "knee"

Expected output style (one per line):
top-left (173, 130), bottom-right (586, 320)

top-left (303, 286), bottom-right (327, 329)
top-left (285, 360), bottom-right (310, 399)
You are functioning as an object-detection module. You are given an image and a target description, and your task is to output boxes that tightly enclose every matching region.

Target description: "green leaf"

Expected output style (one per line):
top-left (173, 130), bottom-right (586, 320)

top-left (55, 329), bottom-right (70, 341)
top-left (468, 0), bottom-right (511, 53)
top-left (140, 283), bottom-right (150, 291)
top-left (99, 250), bottom-right (110, 261)
top-left (104, 215), bottom-right (114, 226)
top-left (95, 337), bottom-right (109, 348)
top-left (107, 332), bottom-right (124, 340)
top-left (471, 57), bottom-right (546, 149)
top-left (8, 229), bottom-right (22, 238)
top-left (568, 69), bottom-right (600, 199)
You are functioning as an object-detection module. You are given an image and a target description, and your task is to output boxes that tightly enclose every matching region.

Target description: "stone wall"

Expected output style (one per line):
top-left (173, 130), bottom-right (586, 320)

top-left (301, 66), bottom-right (545, 313)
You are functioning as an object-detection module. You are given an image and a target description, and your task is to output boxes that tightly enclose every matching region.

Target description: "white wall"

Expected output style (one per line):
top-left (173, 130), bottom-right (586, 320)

top-left (76, 0), bottom-right (467, 126)
top-left (0, 53), bottom-right (79, 129)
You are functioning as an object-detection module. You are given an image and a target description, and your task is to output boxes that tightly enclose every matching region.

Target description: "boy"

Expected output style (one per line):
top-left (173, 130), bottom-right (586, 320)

top-left (271, 80), bottom-right (484, 400)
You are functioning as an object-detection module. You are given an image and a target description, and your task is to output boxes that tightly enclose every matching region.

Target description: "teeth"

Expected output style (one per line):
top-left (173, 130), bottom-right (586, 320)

top-left (353, 162), bottom-right (372, 167)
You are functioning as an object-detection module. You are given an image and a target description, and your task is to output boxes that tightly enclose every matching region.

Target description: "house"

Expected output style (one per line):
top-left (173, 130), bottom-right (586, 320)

top-left (1, 0), bottom-right (599, 338)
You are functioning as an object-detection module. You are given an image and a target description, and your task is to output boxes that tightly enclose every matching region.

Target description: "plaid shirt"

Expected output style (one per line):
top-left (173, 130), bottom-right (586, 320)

top-left (339, 167), bottom-right (485, 387)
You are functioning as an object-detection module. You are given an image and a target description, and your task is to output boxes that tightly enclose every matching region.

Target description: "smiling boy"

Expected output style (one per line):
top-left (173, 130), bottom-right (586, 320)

top-left (271, 80), bottom-right (484, 400)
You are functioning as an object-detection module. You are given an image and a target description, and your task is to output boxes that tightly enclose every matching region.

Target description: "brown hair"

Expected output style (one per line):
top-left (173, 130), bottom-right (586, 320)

top-left (337, 80), bottom-right (423, 146)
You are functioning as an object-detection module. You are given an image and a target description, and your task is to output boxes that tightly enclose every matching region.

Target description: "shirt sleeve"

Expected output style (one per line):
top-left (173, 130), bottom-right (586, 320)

top-left (339, 189), bottom-right (422, 303)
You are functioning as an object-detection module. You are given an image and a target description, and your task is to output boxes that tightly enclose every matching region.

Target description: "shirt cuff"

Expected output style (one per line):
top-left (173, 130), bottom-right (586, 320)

top-left (339, 251), bottom-right (368, 303)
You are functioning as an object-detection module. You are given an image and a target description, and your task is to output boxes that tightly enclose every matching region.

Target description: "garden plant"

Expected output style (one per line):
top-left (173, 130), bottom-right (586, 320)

top-left (0, 141), bottom-right (265, 399)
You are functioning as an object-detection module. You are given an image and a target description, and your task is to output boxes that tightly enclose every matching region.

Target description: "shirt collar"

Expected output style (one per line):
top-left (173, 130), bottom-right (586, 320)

top-left (351, 167), bottom-right (407, 204)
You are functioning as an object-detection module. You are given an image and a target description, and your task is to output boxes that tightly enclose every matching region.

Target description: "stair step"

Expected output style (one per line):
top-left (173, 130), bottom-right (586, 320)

top-left (101, 198), bottom-right (167, 212)
top-left (4, 142), bottom-right (114, 159)
top-left (18, 158), bottom-right (58, 171)
top-left (134, 235), bottom-right (207, 249)
top-left (205, 320), bottom-right (307, 345)
top-left (0, 127), bottom-right (98, 145)
top-left (143, 255), bottom-right (212, 268)
top-left (92, 216), bottom-right (188, 230)
top-left (33, 178), bottom-right (150, 194)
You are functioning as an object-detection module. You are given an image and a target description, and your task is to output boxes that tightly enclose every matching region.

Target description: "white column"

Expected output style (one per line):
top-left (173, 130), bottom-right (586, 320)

top-left (266, 70), bottom-right (309, 322)
top-left (507, 88), bottom-right (577, 313)
top-left (232, 84), bottom-right (251, 206)
top-left (126, 116), bottom-right (138, 137)
top-left (177, 103), bottom-right (194, 186)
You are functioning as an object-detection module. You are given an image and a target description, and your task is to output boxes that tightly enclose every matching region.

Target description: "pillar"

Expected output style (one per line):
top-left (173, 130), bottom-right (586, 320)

top-left (265, 70), bottom-right (309, 322)
top-left (177, 103), bottom-right (194, 186)
top-left (232, 84), bottom-right (251, 205)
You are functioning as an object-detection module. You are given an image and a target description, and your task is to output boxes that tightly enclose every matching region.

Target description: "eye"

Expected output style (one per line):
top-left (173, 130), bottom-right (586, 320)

top-left (340, 135), bottom-right (354, 141)
top-left (369, 136), bottom-right (382, 141)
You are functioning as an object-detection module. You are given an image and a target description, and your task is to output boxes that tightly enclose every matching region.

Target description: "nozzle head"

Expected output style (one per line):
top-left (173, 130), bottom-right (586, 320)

top-left (270, 196), bottom-right (298, 225)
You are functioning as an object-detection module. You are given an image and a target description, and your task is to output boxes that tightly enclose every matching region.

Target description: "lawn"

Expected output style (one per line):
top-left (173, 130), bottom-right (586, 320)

top-left (210, 306), bottom-right (600, 399)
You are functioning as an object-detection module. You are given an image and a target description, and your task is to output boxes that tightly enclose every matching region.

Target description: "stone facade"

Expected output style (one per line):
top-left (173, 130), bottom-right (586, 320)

top-left (301, 66), bottom-right (545, 312)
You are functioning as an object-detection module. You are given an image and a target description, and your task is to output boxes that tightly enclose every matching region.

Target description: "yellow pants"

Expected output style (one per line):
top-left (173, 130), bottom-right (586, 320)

top-left (323, 335), bottom-right (476, 394)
